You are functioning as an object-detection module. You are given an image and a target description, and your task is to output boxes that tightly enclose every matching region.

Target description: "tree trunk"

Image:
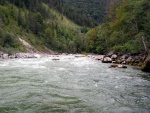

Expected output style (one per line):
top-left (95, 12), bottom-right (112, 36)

top-left (142, 36), bottom-right (147, 52)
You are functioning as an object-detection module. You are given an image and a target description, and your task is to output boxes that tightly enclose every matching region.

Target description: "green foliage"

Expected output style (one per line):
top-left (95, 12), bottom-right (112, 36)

top-left (84, 24), bottom-right (110, 54)
top-left (110, 0), bottom-right (150, 53)
top-left (0, 0), bottom-right (85, 53)
top-left (85, 0), bottom-right (150, 54)
top-left (113, 45), bottom-right (124, 53)
top-left (63, 0), bottom-right (107, 26)
top-left (0, 28), bottom-right (25, 53)
top-left (1, 0), bottom-right (149, 55)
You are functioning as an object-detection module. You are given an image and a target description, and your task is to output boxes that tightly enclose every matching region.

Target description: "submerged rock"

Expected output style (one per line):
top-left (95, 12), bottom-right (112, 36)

top-left (109, 64), bottom-right (127, 68)
top-left (52, 58), bottom-right (60, 60)
top-left (75, 55), bottom-right (86, 58)
top-left (109, 64), bottom-right (118, 68)
top-left (117, 64), bottom-right (127, 68)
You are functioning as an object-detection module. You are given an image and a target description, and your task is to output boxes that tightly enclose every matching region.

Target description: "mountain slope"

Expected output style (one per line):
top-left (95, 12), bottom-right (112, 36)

top-left (1, 0), bottom-right (149, 55)
top-left (84, 0), bottom-right (150, 54)
top-left (63, 0), bottom-right (107, 26)
top-left (0, 0), bottom-right (84, 54)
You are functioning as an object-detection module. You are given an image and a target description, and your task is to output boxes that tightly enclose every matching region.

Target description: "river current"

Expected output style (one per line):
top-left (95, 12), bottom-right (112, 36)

top-left (0, 55), bottom-right (149, 113)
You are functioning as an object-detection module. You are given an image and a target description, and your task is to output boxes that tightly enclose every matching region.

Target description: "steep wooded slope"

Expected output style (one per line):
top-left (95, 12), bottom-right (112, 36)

top-left (63, 0), bottom-right (107, 26)
top-left (0, 0), bottom-right (149, 55)
top-left (0, 0), bottom-right (84, 54)
top-left (84, 0), bottom-right (150, 54)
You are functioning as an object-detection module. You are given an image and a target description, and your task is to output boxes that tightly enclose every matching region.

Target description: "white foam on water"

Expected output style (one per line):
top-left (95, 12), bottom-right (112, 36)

top-left (44, 80), bottom-right (48, 83)
top-left (0, 62), bottom-right (9, 67)
top-left (58, 68), bottom-right (66, 71)
top-left (71, 57), bottom-right (95, 67)
top-left (0, 55), bottom-right (149, 113)
top-left (95, 84), bottom-right (98, 87)
top-left (7, 57), bottom-right (52, 69)
top-left (30, 64), bottom-right (46, 69)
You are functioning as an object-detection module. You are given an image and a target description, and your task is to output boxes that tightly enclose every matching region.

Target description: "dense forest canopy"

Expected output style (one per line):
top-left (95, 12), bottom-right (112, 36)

top-left (0, 0), bottom-right (84, 53)
top-left (0, 0), bottom-right (149, 54)
top-left (84, 0), bottom-right (150, 54)
top-left (63, 0), bottom-right (107, 26)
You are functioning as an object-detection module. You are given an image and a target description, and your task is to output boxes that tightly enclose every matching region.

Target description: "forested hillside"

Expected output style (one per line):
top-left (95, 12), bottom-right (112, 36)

top-left (0, 0), bottom-right (150, 55)
top-left (84, 0), bottom-right (150, 54)
top-left (63, 0), bottom-right (107, 26)
top-left (0, 0), bottom-right (85, 54)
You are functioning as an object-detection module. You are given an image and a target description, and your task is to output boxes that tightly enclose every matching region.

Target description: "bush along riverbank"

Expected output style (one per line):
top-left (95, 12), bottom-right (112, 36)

top-left (100, 51), bottom-right (150, 72)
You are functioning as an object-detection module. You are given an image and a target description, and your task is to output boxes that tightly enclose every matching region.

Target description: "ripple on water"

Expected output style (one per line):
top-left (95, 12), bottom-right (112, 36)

top-left (0, 56), bottom-right (149, 113)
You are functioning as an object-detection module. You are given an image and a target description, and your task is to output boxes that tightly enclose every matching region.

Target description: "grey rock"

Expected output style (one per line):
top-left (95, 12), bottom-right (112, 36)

top-left (109, 64), bottom-right (127, 68)
top-left (102, 57), bottom-right (112, 63)
top-left (15, 53), bottom-right (37, 58)
top-left (120, 54), bottom-right (129, 60)
top-left (111, 54), bottom-right (117, 59)
top-left (126, 56), bottom-right (133, 62)
top-left (106, 51), bottom-right (114, 57)
top-left (2, 54), bottom-right (9, 59)
top-left (9, 54), bottom-right (16, 59)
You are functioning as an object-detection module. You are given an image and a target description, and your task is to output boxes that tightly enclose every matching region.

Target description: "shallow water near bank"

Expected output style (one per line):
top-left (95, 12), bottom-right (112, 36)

top-left (0, 55), bottom-right (150, 113)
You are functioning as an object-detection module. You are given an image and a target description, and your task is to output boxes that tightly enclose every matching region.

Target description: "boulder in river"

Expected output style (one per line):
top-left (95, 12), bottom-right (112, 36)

top-left (94, 55), bottom-right (104, 60)
top-left (102, 57), bottom-right (112, 63)
top-left (141, 56), bottom-right (150, 72)
top-left (117, 64), bottom-right (127, 68)
top-left (0, 52), bottom-right (3, 59)
top-left (111, 54), bottom-right (117, 60)
top-left (9, 54), bottom-right (16, 59)
top-left (2, 53), bottom-right (9, 59)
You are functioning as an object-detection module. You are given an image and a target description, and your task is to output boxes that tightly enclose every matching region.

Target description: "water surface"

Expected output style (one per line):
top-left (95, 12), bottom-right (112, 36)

top-left (0, 55), bottom-right (150, 113)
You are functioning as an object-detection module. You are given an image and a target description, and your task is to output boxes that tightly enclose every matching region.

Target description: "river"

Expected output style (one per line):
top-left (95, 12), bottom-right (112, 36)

top-left (0, 55), bottom-right (150, 113)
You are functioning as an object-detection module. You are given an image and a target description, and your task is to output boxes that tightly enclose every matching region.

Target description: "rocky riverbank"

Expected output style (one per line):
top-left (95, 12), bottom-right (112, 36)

top-left (101, 51), bottom-right (148, 66)
top-left (0, 52), bottom-right (51, 60)
top-left (0, 52), bottom-right (84, 60)
top-left (1, 51), bottom-right (149, 72)
top-left (88, 51), bottom-right (150, 72)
